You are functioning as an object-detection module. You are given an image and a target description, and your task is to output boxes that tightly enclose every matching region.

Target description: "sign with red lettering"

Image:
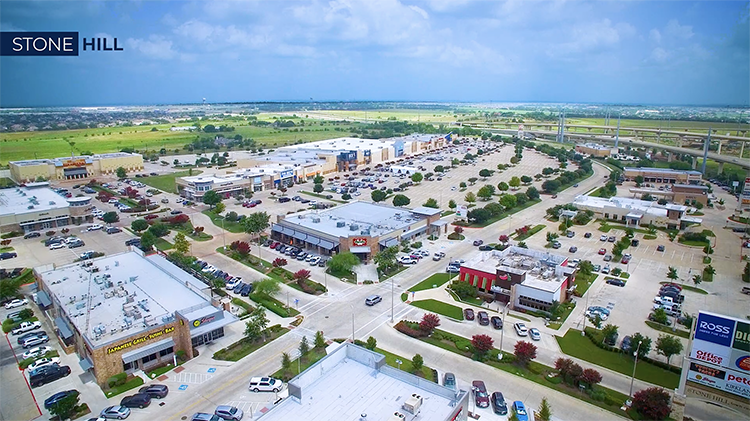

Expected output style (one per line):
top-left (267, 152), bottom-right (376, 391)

top-left (352, 238), bottom-right (367, 247)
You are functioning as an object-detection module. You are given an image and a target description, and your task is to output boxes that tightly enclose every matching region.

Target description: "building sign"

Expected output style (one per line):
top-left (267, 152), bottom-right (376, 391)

top-left (686, 383), bottom-right (750, 414)
top-left (456, 205), bottom-right (468, 218)
top-left (363, 150), bottom-right (371, 157)
top-left (280, 170), bottom-right (293, 179)
top-left (105, 326), bottom-right (175, 354)
top-left (352, 238), bottom-right (367, 247)
top-left (192, 315), bottom-right (216, 328)
top-left (63, 159), bottom-right (88, 168)
top-left (690, 312), bottom-right (750, 372)
top-left (687, 362), bottom-right (750, 399)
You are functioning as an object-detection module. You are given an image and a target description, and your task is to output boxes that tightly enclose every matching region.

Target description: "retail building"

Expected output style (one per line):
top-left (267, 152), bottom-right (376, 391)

top-left (10, 153), bottom-right (144, 183)
top-left (623, 167), bottom-right (702, 184)
top-left (0, 182), bottom-right (93, 233)
top-left (575, 143), bottom-right (616, 157)
top-left (572, 195), bottom-right (697, 229)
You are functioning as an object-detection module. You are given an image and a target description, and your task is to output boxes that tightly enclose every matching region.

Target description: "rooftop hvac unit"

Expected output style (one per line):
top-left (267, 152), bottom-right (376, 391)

top-left (388, 413), bottom-right (406, 421)
top-left (402, 393), bottom-right (422, 414)
top-left (349, 224), bottom-right (359, 231)
top-left (312, 217), bottom-right (321, 223)
top-left (336, 221), bottom-right (346, 228)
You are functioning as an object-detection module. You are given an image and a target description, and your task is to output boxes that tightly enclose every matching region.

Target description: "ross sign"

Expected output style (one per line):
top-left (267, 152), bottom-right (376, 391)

top-left (280, 170), bottom-right (293, 179)
top-left (105, 326), bottom-right (175, 354)
top-left (192, 315), bottom-right (216, 328)
top-left (63, 159), bottom-right (88, 168)
top-left (695, 313), bottom-right (735, 346)
top-left (352, 238), bottom-right (367, 247)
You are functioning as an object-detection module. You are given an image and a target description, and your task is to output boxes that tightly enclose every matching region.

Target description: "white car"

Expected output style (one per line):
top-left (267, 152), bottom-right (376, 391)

top-left (309, 256), bottom-right (321, 266)
top-left (599, 234), bottom-right (608, 241)
top-left (248, 377), bottom-right (284, 392)
top-left (397, 256), bottom-right (416, 265)
top-left (87, 224), bottom-right (103, 231)
top-left (21, 346), bottom-right (53, 360)
top-left (26, 357), bottom-right (60, 372)
top-left (514, 322), bottom-right (528, 336)
top-left (12, 321), bottom-right (42, 335)
top-left (5, 298), bottom-right (28, 309)
top-left (225, 277), bottom-right (241, 290)
top-left (49, 243), bottom-right (65, 250)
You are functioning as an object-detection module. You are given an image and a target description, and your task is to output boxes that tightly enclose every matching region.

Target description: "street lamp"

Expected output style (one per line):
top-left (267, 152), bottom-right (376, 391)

top-left (627, 340), bottom-right (643, 405)
top-left (395, 359), bottom-right (402, 370)
top-left (390, 276), bottom-right (395, 323)
top-left (349, 303), bottom-right (355, 342)
top-left (498, 301), bottom-right (511, 359)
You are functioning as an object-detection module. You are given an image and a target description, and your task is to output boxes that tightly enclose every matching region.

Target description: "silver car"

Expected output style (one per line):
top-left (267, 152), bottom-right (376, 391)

top-left (215, 405), bottom-right (244, 421)
top-left (100, 405), bottom-right (131, 419)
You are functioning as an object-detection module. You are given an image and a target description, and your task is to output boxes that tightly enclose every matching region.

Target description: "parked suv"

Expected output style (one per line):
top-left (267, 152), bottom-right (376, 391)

top-left (477, 311), bottom-right (490, 326)
top-left (472, 380), bottom-right (490, 408)
top-left (248, 377), bottom-right (283, 392)
top-left (138, 384), bottom-right (169, 399)
top-left (30, 364), bottom-right (71, 388)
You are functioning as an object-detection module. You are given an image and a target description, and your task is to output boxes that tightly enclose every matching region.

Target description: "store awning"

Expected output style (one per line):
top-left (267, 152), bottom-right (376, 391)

top-left (190, 311), bottom-right (237, 337)
top-left (64, 168), bottom-right (88, 176)
top-left (271, 225), bottom-right (283, 233)
top-left (430, 220), bottom-right (450, 227)
top-left (121, 337), bottom-right (175, 364)
top-left (306, 236), bottom-right (321, 246)
top-left (379, 237), bottom-right (399, 248)
top-left (319, 240), bottom-right (336, 250)
top-left (281, 227), bottom-right (295, 236)
top-left (36, 291), bottom-right (52, 308)
top-left (401, 225), bottom-right (427, 239)
top-left (55, 317), bottom-right (74, 339)
top-left (78, 357), bottom-right (93, 371)
top-left (349, 246), bottom-right (370, 254)
top-left (292, 231), bottom-right (307, 241)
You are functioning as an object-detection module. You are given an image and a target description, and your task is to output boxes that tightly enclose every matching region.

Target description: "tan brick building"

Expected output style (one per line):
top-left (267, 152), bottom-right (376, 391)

top-left (10, 152), bottom-right (143, 183)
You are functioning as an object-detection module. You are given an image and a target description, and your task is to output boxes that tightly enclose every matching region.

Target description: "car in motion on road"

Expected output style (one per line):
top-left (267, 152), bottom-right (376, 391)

top-left (365, 295), bottom-right (382, 306)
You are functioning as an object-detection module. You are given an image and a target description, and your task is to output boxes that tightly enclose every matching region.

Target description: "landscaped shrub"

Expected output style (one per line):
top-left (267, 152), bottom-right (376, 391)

top-left (107, 372), bottom-right (127, 388)
top-left (395, 321), bottom-right (425, 338)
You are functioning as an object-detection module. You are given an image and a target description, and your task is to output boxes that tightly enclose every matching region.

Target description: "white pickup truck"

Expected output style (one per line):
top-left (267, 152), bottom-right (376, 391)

top-left (12, 321), bottom-right (42, 335)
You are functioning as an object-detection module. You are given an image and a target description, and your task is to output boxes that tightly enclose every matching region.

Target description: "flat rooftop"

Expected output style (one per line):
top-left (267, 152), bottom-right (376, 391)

top-left (279, 201), bottom-right (426, 238)
top-left (624, 167), bottom-right (702, 176)
top-left (464, 247), bottom-right (571, 292)
top-left (573, 195), bottom-right (687, 217)
top-left (578, 143), bottom-right (611, 150)
top-left (39, 251), bottom-right (210, 348)
top-left (0, 185), bottom-right (70, 216)
top-left (262, 343), bottom-right (464, 421)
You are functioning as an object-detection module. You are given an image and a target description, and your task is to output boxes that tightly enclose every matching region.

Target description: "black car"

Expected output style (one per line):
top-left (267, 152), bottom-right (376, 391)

top-left (478, 245), bottom-right (493, 251)
top-left (233, 282), bottom-right (246, 294)
top-left (473, 240), bottom-right (484, 246)
top-left (631, 239), bottom-right (640, 246)
top-left (45, 237), bottom-right (64, 246)
top-left (490, 316), bottom-right (503, 330)
top-left (24, 232), bottom-right (41, 239)
top-left (606, 278), bottom-right (626, 287)
top-left (240, 283), bottom-right (253, 296)
top-left (583, 232), bottom-right (592, 238)
top-left (491, 392), bottom-right (508, 415)
top-left (106, 227), bottom-right (122, 234)
top-left (620, 335), bottom-right (632, 352)
top-left (138, 384), bottom-right (169, 399)
top-left (30, 365), bottom-right (71, 388)
top-left (464, 308), bottom-right (475, 320)
top-left (120, 393), bottom-right (152, 408)
top-left (17, 331), bottom-right (45, 345)
top-left (68, 240), bottom-right (85, 249)
top-left (170, 210), bottom-right (183, 215)
top-left (278, 197), bottom-right (291, 203)
top-left (657, 245), bottom-right (665, 252)
top-left (262, 239), bottom-right (272, 247)
top-left (44, 390), bottom-right (79, 410)
top-left (477, 311), bottom-right (490, 326)
top-left (0, 252), bottom-right (17, 260)
top-left (125, 238), bottom-right (141, 246)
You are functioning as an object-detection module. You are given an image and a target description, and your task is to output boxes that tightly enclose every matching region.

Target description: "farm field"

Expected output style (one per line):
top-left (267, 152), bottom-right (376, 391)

top-left (301, 109), bottom-right (460, 123)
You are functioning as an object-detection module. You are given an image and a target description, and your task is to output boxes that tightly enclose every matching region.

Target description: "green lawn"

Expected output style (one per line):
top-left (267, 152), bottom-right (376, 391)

top-left (140, 170), bottom-right (202, 194)
top-left (153, 237), bottom-right (173, 251)
top-left (105, 377), bottom-right (144, 398)
top-left (409, 273), bottom-right (452, 292)
top-left (273, 348), bottom-right (327, 381)
top-left (645, 321), bottom-right (690, 339)
top-left (573, 272), bottom-right (598, 297)
top-left (213, 327), bottom-right (290, 361)
top-left (410, 299), bottom-right (464, 320)
top-left (201, 210), bottom-right (247, 233)
top-left (556, 329), bottom-right (680, 389)
top-left (466, 199), bottom-right (541, 228)
top-left (374, 347), bottom-right (434, 379)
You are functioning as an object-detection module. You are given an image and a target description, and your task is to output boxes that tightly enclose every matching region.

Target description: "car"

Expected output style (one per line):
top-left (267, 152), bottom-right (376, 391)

top-left (248, 377), bottom-right (283, 392)
top-left (23, 335), bottom-right (50, 348)
top-left (464, 308), bottom-right (475, 320)
top-left (225, 278), bottom-right (241, 290)
top-left (445, 265), bottom-right (460, 273)
top-left (552, 241), bottom-right (561, 249)
top-left (472, 380), bottom-right (490, 408)
top-left (657, 244), bottom-right (665, 252)
top-left (631, 239), bottom-right (640, 247)
top-left (606, 278), bottom-right (626, 287)
top-left (12, 321), bottom-right (42, 335)
top-left (600, 234), bottom-right (608, 241)
top-left (566, 231), bottom-right (575, 238)
top-left (514, 322), bottom-right (528, 336)
top-left (138, 384), bottom-right (169, 399)
top-left (27, 357), bottom-right (60, 372)
top-left (5, 298), bottom-right (28, 309)
top-left (106, 227), bottom-right (122, 234)
top-left (44, 390), bottom-right (79, 410)
top-left (620, 335), bottom-right (632, 352)
top-left (512, 401), bottom-right (529, 421)
top-left (398, 256), bottom-right (416, 265)
top-left (365, 295), bottom-right (382, 306)
top-left (477, 311), bottom-right (490, 326)
top-left (68, 240), bottom-right (85, 248)
top-left (573, 183), bottom-right (579, 187)
top-left (491, 391), bottom-right (508, 415)
top-left (443, 372), bottom-right (456, 390)
top-left (568, 246), bottom-right (577, 253)
top-left (0, 251), bottom-right (18, 260)
top-left (473, 240), bottom-right (484, 246)
top-left (584, 232), bottom-right (592, 238)
top-left (100, 405), bottom-right (131, 419)
top-left (592, 264), bottom-right (601, 272)
top-left (490, 316), bottom-right (503, 330)
top-left (30, 364), bottom-right (71, 388)
top-left (17, 329), bottom-right (44, 344)
top-left (529, 328), bottom-right (541, 341)
top-left (22, 346), bottom-right (53, 360)
top-left (170, 210), bottom-right (183, 215)
top-left (120, 393), bottom-right (152, 408)
top-left (125, 238), bottom-right (141, 247)
top-left (87, 224), bottom-right (103, 231)
top-left (240, 283), bottom-right (253, 297)
top-left (144, 214), bottom-right (159, 221)
top-left (603, 254), bottom-right (612, 261)
top-left (551, 194), bottom-right (558, 199)
top-left (191, 413), bottom-right (222, 421)
top-left (621, 254), bottom-right (631, 264)
top-left (598, 248), bottom-right (607, 255)
top-left (608, 236), bottom-right (616, 242)
top-left (24, 232), bottom-right (41, 239)
top-left (232, 282), bottom-right (246, 294)
top-left (478, 245), bottom-right (493, 251)
top-left (601, 265), bottom-right (610, 274)
top-left (309, 256), bottom-right (321, 266)
top-left (215, 405), bottom-right (244, 421)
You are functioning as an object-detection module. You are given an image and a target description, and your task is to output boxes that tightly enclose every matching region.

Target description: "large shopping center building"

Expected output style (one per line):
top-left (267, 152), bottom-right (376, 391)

top-left (34, 250), bottom-right (237, 386)
top-left (0, 182), bottom-right (93, 234)
top-left (10, 152), bottom-right (144, 183)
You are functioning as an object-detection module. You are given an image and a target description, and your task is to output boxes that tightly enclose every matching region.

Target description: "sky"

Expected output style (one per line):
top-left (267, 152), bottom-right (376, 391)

top-left (0, 0), bottom-right (748, 107)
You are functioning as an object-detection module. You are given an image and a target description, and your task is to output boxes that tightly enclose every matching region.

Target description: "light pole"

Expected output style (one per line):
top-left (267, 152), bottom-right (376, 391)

top-left (582, 288), bottom-right (590, 335)
top-left (498, 301), bottom-right (510, 359)
top-left (395, 359), bottom-right (402, 370)
top-left (349, 303), bottom-right (355, 342)
top-left (391, 276), bottom-right (395, 323)
top-left (628, 340), bottom-right (643, 404)
top-left (221, 217), bottom-right (227, 251)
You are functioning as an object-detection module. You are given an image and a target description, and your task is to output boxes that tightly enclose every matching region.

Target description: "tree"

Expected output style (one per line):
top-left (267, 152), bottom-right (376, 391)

top-left (423, 198), bottom-right (439, 208)
top-left (499, 194), bottom-right (518, 210)
top-left (252, 306), bottom-right (269, 341)
top-left (630, 332), bottom-right (652, 359)
top-left (666, 266), bottom-right (679, 283)
top-left (411, 172), bottom-right (423, 183)
top-left (131, 219), bottom-right (149, 232)
top-left (498, 181), bottom-right (509, 191)
top-left (468, 177), bottom-right (478, 185)
top-left (459, 181), bottom-right (467, 188)
top-left (743, 262), bottom-right (750, 283)
top-left (214, 202), bottom-right (226, 214)
top-left (526, 186), bottom-right (540, 200)
top-left (374, 246), bottom-right (399, 273)
top-left (655, 334), bottom-right (684, 364)
top-left (419, 313), bottom-right (441, 335)
top-left (451, 158), bottom-right (460, 167)
top-left (314, 331), bottom-right (326, 349)
top-left (272, 257), bottom-right (287, 267)
top-left (692, 274), bottom-right (702, 286)
top-left (139, 231), bottom-right (156, 251)
top-left (244, 318), bottom-right (262, 341)
top-left (632, 387), bottom-right (671, 420)
top-left (202, 190), bottom-right (222, 209)
top-left (393, 194), bottom-right (411, 207)
top-left (102, 211), bottom-right (119, 224)
top-left (652, 307), bottom-right (669, 325)
top-left (253, 277), bottom-right (281, 298)
top-left (634, 175), bottom-right (644, 186)
top-left (514, 192), bottom-right (528, 205)
top-left (147, 222), bottom-right (169, 237)
top-left (281, 352), bottom-right (292, 374)
top-left (477, 185), bottom-right (495, 201)
top-left (537, 398), bottom-right (552, 421)
top-left (411, 354), bottom-right (424, 372)
top-left (448, 199), bottom-right (457, 209)
top-left (371, 189), bottom-right (387, 202)
top-left (602, 324), bottom-right (619, 345)
top-left (578, 368), bottom-right (602, 388)
top-left (471, 334), bottom-right (494, 358)
top-left (313, 183), bottom-right (324, 193)
top-left (313, 175), bottom-right (324, 184)
top-left (509, 176), bottom-right (521, 189)
top-left (49, 392), bottom-right (79, 421)
top-left (465, 192), bottom-right (476, 203)
top-left (173, 232), bottom-right (190, 254)
top-left (116, 167), bottom-right (127, 178)
top-left (366, 336), bottom-right (377, 351)
top-left (327, 252), bottom-right (359, 273)
top-left (542, 167), bottom-right (555, 176)
top-left (434, 165), bottom-right (445, 173)
top-left (542, 179), bottom-right (561, 193)
top-left (514, 341), bottom-right (538, 366)
top-left (520, 175), bottom-right (532, 184)
top-left (498, 234), bottom-right (509, 243)
top-left (703, 244), bottom-right (714, 255)
top-left (299, 336), bottom-right (310, 357)
top-left (293, 269), bottom-right (311, 287)
top-left (479, 169), bottom-right (493, 178)
top-left (243, 211), bottom-right (270, 240)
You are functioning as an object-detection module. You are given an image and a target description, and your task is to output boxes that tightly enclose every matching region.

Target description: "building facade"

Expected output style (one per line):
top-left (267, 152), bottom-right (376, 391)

top-left (575, 143), bottom-right (616, 157)
top-left (10, 153), bottom-right (144, 183)
top-left (34, 250), bottom-right (237, 387)
top-left (623, 167), bottom-right (702, 185)
top-left (0, 183), bottom-right (93, 233)
top-left (573, 195), bottom-right (695, 230)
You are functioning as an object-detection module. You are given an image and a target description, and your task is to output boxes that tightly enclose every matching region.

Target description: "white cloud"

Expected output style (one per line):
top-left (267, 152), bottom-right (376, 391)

top-left (126, 35), bottom-right (179, 60)
top-left (650, 29), bottom-right (662, 44)
top-left (650, 47), bottom-right (669, 63)
top-left (551, 19), bottom-right (634, 56)
top-left (424, 0), bottom-right (473, 12)
top-left (664, 19), bottom-right (693, 40)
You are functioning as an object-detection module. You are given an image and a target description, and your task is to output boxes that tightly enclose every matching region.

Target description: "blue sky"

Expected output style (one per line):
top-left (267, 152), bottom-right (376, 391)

top-left (1, 0), bottom-right (748, 107)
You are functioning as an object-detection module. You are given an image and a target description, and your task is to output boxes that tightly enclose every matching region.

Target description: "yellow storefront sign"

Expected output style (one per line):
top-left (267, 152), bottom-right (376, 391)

top-left (106, 326), bottom-right (175, 354)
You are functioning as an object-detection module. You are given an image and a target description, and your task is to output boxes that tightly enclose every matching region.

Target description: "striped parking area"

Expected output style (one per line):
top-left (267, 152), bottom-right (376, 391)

top-left (169, 372), bottom-right (214, 384)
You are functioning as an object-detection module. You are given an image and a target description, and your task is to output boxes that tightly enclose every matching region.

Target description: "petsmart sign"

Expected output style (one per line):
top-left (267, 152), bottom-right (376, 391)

top-left (690, 312), bottom-right (750, 373)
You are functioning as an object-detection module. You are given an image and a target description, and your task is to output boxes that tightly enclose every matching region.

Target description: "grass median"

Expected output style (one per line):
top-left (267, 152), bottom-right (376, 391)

top-left (213, 325), bottom-right (290, 362)
top-left (410, 299), bottom-right (464, 320)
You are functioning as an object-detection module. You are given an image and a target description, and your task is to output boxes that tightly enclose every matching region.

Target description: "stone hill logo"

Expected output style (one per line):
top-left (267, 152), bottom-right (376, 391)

top-left (1, 32), bottom-right (124, 56)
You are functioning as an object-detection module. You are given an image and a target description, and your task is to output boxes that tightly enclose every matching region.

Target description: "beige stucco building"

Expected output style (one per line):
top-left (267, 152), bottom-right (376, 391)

top-left (0, 183), bottom-right (93, 233)
top-left (10, 153), bottom-right (144, 183)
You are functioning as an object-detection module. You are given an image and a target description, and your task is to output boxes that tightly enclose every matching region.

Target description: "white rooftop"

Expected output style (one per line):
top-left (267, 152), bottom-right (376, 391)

top-left (39, 251), bottom-right (211, 348)
top-left (262, 343), bottom-right (465, 421)
top-left (278, 201), bottom-right (427, 238)
top-left (573, 195), bottom-right (687, 218)
top-left (578, 143), bottom-right (612, 150)
top-left (464, 246), bottom-right (571, 293)
top-left (0, 184), bottom-right (70, 216)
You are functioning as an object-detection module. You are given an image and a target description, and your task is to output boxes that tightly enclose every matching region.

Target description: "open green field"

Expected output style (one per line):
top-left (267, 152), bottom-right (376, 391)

top-left (0, 114), bottom-right (360, 164)
top-left (303, 109), bottom-right (459, 123)
top-left (140, 170), bottom-right (201, 194)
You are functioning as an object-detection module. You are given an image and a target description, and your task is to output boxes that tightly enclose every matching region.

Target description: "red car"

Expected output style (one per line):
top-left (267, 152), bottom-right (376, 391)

top-left (270, 242), bottom-right (279, 249)
top-left (464, 308), bottom-right (475, 320)
top-left (598, 248), bottom-right (607, 255)
top-left (144, 214), bottom-right (159, 221)
top-left (472, 381), bottom-right (490, 408)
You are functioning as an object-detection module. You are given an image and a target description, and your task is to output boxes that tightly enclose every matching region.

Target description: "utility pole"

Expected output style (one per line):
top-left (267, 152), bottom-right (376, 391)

top-left (628, 340), bottom-right (643, 405)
